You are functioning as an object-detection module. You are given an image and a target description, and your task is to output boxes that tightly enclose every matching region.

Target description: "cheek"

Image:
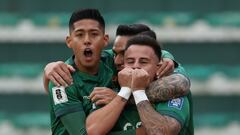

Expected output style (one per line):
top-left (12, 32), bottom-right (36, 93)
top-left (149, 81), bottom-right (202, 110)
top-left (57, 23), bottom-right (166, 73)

top-left (73, 44), bottom-right (83, 51)
top-left (94, 39), bottom-right (105, 49)
top-left (94, 44), bottom-right (105, 56)
top-left (97, 43), bottom-right (105, 50)
top-left (124, 64), bottom-right (132, 68)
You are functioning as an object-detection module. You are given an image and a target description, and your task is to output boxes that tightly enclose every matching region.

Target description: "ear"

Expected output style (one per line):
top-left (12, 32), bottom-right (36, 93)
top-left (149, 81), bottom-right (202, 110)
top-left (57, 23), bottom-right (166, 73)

top-left (103, 34), bottom-right (109, 48)
top-left (66, 35), bottom-right (72, 48)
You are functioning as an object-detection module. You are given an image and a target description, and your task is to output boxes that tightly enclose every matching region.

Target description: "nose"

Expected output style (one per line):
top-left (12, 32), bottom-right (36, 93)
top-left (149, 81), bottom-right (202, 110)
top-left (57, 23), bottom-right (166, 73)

top-left (84, 34), bottom-right (91, 46)
top-left (132, 62), bottom-right (140, 69)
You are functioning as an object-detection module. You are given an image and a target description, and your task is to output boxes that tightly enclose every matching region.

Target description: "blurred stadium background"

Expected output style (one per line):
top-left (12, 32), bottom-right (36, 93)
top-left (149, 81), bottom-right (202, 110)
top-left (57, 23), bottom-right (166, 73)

top-left (0, 0), bottom-right (240, 134)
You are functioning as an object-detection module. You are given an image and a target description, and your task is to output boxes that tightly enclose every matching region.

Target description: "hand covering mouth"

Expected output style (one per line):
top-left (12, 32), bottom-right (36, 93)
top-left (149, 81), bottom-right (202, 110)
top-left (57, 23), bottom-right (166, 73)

top-left (84, 48), bottom-right (93, 57)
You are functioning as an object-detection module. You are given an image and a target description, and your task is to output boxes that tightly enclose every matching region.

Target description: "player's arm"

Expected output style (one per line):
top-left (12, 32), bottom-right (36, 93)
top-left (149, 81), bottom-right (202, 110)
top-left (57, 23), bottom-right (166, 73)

top-left (86, 95), bottom-right (129, 135)
top-left (136, 101), bottom-right (181, 135)
top-left (131, 69), bottom-right (181, 135)
top-left (63, 107), bottom-right (144, 135)
top-left (60, 111), bottom-right (88, 135)
top-left (49, 82), bottom-right (87, 135)
top-left (146, 73), bottom-right (190, 102)
top-left (43, 61), bottom-right (75, 92)
top-left (86, 67), bottom-right (133, 135)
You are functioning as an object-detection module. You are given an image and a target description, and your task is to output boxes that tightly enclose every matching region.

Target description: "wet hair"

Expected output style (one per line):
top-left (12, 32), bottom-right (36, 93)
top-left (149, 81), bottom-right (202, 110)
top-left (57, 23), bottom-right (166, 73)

top-left (69, 8), bottom-right (105, 33)
top-left (125, 35), bottom-right (162, 60)
top-left (116, 24), bottom-right (150, 36)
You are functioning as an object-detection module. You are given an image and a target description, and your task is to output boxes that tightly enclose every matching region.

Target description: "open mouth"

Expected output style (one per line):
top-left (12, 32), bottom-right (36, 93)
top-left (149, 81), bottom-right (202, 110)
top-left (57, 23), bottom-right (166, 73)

top-left (84, 48), bottom-right (93, 57)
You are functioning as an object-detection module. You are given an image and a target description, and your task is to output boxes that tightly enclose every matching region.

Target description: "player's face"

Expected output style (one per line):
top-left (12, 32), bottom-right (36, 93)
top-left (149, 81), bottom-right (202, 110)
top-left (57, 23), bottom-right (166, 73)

top-left (112, 36), bottom-right (130, 72)
top-left (66, 19), bottom-right (108, 73)
top-left (124, 45), bottom-right (160, 81)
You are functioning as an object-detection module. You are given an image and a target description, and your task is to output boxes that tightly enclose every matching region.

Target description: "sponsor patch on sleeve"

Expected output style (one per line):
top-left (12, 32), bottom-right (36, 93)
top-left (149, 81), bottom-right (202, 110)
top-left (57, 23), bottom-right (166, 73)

top-left (168, 97), bottom-right (184, 110)
top-left (52, 86), bottom-right (68, 105)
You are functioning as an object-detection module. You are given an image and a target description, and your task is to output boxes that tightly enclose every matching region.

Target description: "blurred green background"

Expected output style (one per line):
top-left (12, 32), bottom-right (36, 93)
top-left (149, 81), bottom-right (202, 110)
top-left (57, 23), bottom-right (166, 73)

top-left (0, 0), bottom-right (240, 134)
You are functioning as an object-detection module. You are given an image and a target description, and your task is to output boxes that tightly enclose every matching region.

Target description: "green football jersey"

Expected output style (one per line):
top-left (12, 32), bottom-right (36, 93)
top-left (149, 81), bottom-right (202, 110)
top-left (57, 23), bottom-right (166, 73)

top-left (112, 96), bottom-right (192, 135)
top-left (162, 50), bottom-right (175, 60)
top-left (49, 54), bottom-right (115, 135)
top-left (154, 96), bottom-right (192, 135)
top-left (112, 105), bottom-right (140, 131)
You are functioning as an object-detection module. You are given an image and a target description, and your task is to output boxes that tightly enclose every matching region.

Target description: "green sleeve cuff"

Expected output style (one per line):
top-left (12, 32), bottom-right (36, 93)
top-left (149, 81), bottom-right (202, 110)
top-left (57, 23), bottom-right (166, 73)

top-left (160, 110), bottom-right (185, 128)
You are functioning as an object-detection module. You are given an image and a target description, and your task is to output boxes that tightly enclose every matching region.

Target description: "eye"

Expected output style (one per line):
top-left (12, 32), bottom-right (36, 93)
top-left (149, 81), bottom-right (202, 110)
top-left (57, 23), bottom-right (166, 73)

top-left (91, 32), bottom-right (99, 37)
top-left (139, 59), bottom-right (149, 64)
top-left (126, 59), bottom-right (134, 64)
top-left (76, 33), bottom-right (84, 37)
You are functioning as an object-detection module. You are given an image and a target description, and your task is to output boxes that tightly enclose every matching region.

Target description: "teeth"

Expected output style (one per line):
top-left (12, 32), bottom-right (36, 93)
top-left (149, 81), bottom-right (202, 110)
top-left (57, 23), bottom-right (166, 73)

top-left (84, 48), bottom-right (93, 57)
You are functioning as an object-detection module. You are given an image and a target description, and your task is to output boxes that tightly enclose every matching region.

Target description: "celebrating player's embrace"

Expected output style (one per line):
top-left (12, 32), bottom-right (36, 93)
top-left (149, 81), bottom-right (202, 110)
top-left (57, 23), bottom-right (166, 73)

top-left (44, 8), bottom-right (193, 135)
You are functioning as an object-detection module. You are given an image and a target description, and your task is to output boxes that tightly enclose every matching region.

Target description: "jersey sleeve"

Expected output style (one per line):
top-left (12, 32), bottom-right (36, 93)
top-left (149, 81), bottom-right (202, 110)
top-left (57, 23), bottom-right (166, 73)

top-left (102, 49), bottom-right (115, 67)
top-left (49, 81), bottom-right (84, 118)
top-left (154, 96), bottom-right (190, 128)
top-left (162, 50), bottom-right (175, 60)
top-left (174, 64), bottom-right (187, 75)
top-left (61, 111), bottom-right (88, 135)
top-left (162, 50), bottom-right (178, 69)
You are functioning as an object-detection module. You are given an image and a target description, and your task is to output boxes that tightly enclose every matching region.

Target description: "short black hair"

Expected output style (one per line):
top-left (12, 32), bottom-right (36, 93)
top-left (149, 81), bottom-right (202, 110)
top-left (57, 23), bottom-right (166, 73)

top-left (138, 30), bottom-right (157, 40)
top-left (116, 24), bottom-right (150, 36)
top-left (125, 35), bottom-right (162, 60)
top-left (69, 8), bottom-right (105, 33)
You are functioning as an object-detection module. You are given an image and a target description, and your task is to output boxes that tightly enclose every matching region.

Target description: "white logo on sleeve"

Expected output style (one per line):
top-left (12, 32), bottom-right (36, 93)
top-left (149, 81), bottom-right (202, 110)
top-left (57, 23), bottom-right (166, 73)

top-left (52, 86), bottom-right (68, 105)
top-left (168, 97), bottom-right (184, 110)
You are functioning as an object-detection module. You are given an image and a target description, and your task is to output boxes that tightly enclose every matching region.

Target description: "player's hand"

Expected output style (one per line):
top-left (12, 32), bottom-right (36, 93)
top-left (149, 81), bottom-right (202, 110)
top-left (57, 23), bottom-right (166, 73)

top-left (131, 69), bottom-right (150, 91)
top-left (44, 61), bottom-right (75, 87)
top-left (89, 87), bottom-right (117, 106)
top-left (118, 67), bottom-right (133, 88)
top-left (156, 58), bottom-right (174, 78)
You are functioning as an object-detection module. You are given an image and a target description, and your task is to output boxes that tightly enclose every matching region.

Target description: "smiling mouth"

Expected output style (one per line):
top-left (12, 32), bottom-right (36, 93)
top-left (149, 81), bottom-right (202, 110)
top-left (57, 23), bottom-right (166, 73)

top-left (84, 48), bottom-right (93, 57)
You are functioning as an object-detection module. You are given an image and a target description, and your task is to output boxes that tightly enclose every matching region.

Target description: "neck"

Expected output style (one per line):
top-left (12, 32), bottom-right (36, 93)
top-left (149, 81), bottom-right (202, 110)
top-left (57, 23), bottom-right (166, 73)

top-left (74, 59), bottom-right (99, 75)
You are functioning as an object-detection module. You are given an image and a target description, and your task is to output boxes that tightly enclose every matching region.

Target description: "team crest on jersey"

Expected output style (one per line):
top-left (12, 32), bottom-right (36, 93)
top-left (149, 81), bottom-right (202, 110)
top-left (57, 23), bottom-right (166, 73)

top-left (52, 86), bottom-right (68, 105)
top-left (168, 97), bottom-right (184, 110)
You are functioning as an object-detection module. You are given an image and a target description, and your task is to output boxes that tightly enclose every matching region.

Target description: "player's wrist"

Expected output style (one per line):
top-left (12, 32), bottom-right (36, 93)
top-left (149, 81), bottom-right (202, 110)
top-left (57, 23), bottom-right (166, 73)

top-left (132, 90), bottom-right (149, 104)
top-left (117, 87), bottom-right (131, 100)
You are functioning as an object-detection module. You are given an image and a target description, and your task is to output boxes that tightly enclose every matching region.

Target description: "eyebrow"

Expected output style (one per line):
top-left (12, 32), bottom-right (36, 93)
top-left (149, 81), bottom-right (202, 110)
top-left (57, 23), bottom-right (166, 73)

top-left (74, 28), bottom-right (100, 33)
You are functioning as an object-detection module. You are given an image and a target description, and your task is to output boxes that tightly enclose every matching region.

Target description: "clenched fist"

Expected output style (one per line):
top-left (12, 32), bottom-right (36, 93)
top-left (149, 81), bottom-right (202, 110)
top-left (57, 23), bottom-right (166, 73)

top-left (131, 68), bottom-right (150, 91)
top-left (118, 67), bottom-right (133, 88)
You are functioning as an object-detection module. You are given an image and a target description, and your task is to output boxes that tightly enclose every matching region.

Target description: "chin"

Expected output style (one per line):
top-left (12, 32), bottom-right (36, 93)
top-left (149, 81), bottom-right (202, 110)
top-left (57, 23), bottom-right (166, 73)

top-left (84, 63), bottom-right (96, 68)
